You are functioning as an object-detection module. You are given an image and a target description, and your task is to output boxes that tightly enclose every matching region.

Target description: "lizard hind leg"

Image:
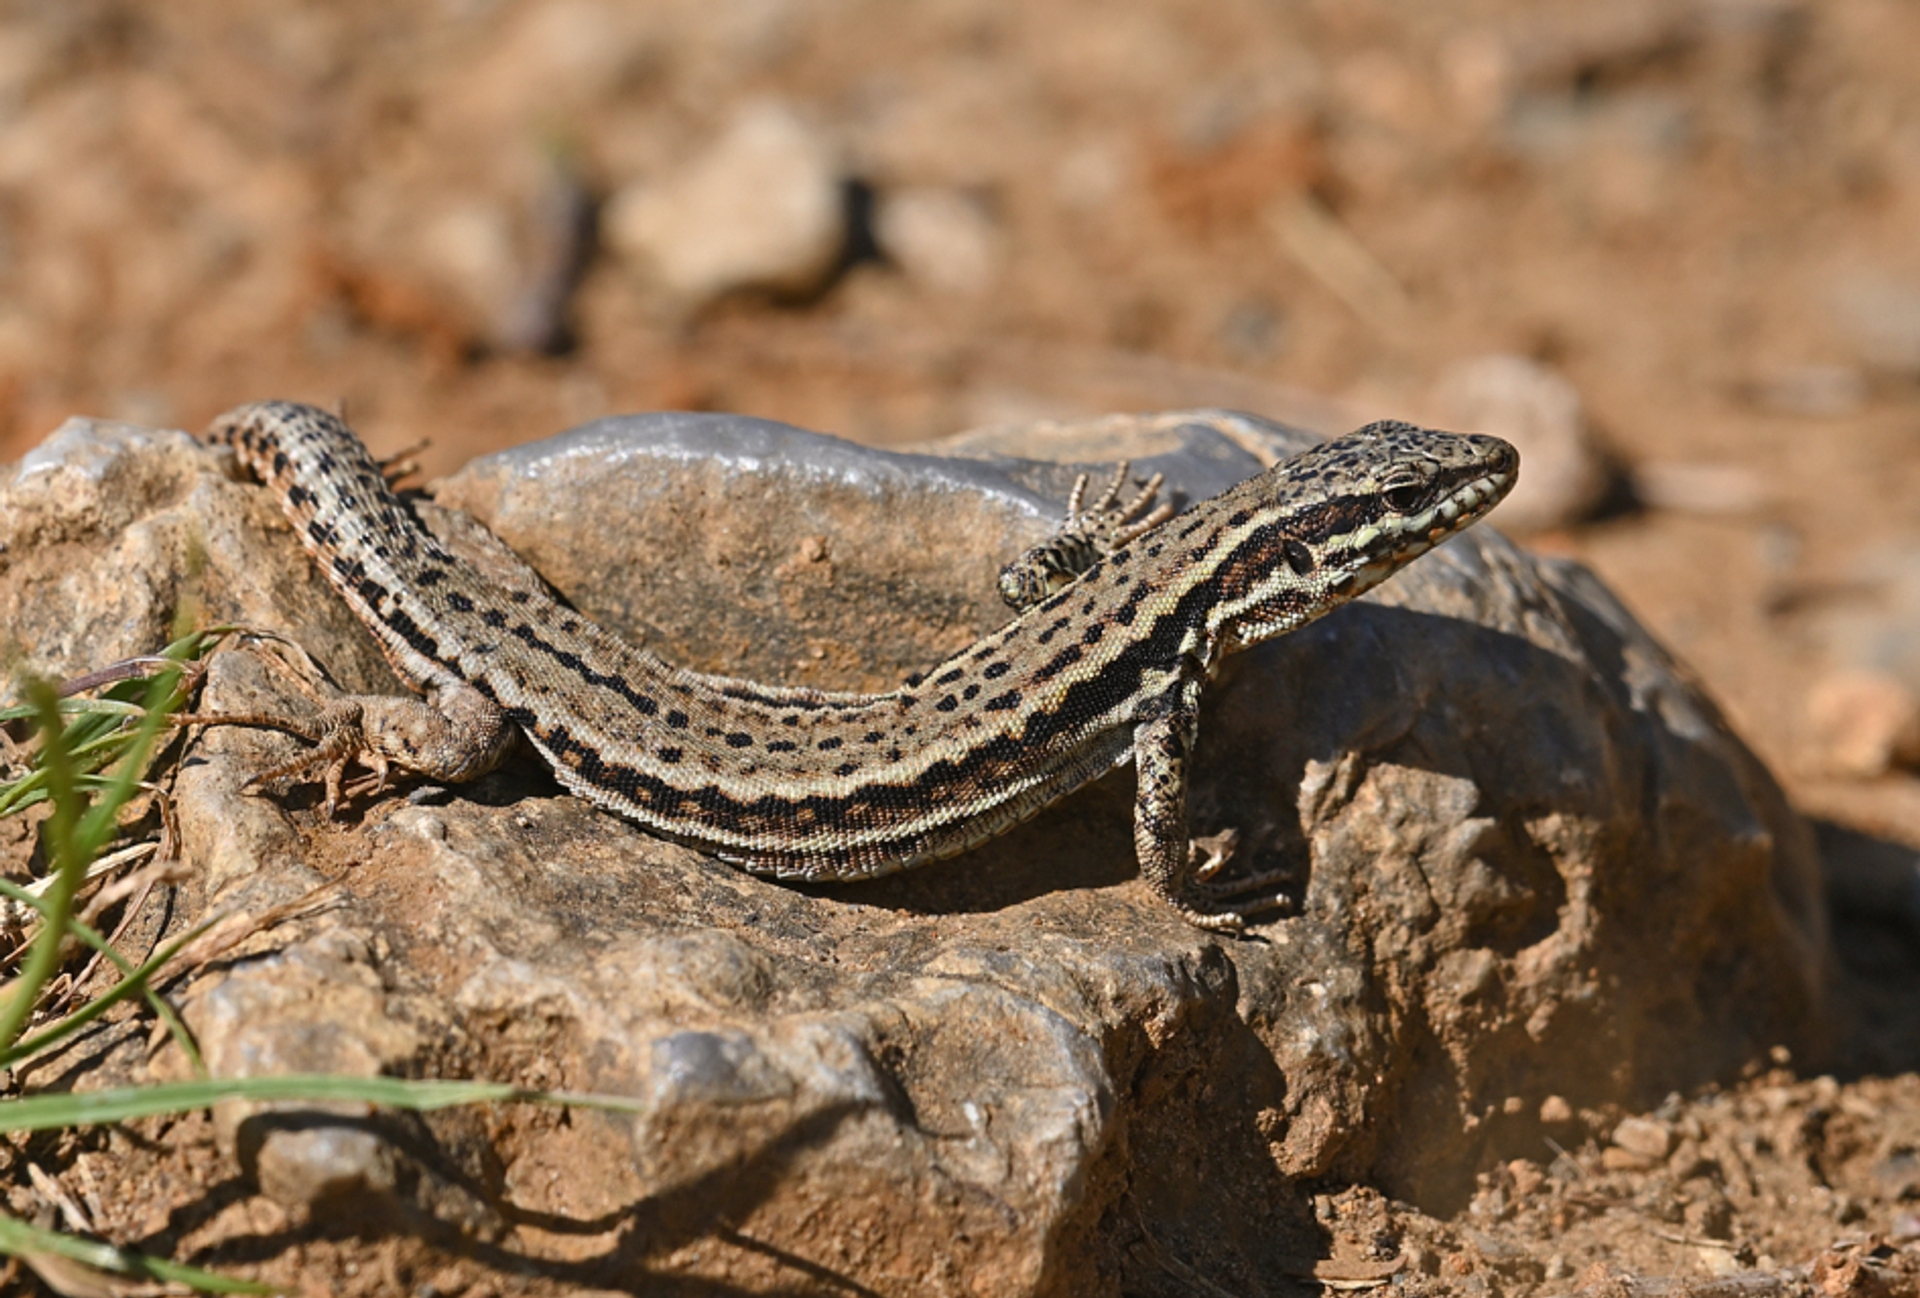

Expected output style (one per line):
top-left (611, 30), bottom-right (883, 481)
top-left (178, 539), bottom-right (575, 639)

top-left (187, 681), bottom-right (517, 817)
top-left (338, 681), bottom-right (519, 795)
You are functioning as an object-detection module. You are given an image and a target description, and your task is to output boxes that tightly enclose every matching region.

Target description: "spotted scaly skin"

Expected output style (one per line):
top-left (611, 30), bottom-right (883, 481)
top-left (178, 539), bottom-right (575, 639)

top-left (204, 402), bottom-right (1517, 930)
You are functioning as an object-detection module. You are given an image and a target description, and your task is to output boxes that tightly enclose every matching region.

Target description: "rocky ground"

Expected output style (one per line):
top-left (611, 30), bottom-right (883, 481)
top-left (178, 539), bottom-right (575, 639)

top-left (5, 0), bottom-right (1920, 1294)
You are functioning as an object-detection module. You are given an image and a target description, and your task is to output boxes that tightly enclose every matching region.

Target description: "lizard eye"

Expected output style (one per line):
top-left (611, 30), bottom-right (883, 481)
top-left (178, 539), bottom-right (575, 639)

top-left (1382, 483), bottom-right (1426, 513)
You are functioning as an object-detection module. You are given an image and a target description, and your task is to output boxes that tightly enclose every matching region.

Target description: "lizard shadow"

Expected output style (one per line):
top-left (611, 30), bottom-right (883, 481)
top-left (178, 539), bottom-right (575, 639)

top-left (791, 590), bottom-right (1827, 1214)
top-left (162, 976), bottom-right (1329, 1294)
top-left (169, 1100), bottom-right (885, 1295)
top-left (794, 600), bottom-right (1577, 933)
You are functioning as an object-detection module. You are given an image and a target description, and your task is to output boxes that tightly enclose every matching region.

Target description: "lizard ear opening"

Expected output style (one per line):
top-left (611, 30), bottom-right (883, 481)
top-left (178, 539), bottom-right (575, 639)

top-left (1282, 539), bottom-right (1315, 575)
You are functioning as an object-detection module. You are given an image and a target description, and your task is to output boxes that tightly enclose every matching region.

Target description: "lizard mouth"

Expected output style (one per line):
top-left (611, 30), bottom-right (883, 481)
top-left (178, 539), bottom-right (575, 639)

top-left (1424, 466), bottom-right (1516, 540)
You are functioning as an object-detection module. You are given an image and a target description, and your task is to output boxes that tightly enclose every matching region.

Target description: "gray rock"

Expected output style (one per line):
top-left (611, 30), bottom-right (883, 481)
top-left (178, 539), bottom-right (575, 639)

top-left (0, 406), bottom-right (1830, 1293)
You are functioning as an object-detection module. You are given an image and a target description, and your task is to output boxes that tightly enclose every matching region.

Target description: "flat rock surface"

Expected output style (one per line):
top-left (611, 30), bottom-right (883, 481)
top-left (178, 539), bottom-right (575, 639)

top-left (0, 410), bottom-right (1829, 1295)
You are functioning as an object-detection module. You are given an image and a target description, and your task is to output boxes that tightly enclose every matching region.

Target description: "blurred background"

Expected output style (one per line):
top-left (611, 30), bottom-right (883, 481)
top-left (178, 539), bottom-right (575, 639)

top-left (5, 0), bottom-right (1920, 848)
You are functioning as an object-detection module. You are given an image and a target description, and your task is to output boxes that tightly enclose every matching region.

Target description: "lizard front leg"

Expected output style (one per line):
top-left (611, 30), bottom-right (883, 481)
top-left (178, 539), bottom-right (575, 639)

top-left (1131, 697), bottom-right (1288, 932)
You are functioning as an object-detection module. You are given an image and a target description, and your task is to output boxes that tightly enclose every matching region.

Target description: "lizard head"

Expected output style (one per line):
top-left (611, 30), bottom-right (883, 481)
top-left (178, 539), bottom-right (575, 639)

top-left (1209, 420), bottom-right (1519, 652)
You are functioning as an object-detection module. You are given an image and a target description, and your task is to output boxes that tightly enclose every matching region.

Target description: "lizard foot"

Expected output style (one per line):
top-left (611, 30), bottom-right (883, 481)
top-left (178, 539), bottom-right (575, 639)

top-left (181, 684), bottom-right (514, 819)
top-left (1173, 830), bottom-right (1297, 931)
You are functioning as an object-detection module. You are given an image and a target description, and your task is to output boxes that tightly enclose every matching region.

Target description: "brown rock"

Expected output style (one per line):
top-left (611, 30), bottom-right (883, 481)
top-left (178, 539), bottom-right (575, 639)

top-left (0, 406), bottom-right (1833, 1291)
top-left (1601, 1146), bottom-right (1654, 1172)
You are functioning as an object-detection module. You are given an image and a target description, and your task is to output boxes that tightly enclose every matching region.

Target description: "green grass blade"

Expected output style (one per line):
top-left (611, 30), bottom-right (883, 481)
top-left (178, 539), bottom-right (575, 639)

top-left (0, 1073), bottom-right (648, 1131)
top-left (0, 910), bottom-right (224, 1070)
top-left (0, 1209), bottom-right (279, 1294)
top-left (72, 663), bottom-right (180, 869)
top-left (0, 683), bottom-right (85, 1052)
top-left (0, 877), bottom-right (206, 1075)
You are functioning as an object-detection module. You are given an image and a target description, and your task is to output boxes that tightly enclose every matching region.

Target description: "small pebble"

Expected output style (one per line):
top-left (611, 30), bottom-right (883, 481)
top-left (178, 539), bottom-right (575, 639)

top-left (1601, 1145), bottom-right (1654, 1171)
top-left (1805, 668), bottom-right (1920, 778)
top-left (1632, 462), bottom-right (1768, 516)
top-left (1611, 1114), bottom-right (1675, 1162)
top-left (605, 101), bottom-right (846, 309)
top-left (1506, 1158), bottom-right (1545, 1198)
top-left (874, 186), bottom-right (1002, 296)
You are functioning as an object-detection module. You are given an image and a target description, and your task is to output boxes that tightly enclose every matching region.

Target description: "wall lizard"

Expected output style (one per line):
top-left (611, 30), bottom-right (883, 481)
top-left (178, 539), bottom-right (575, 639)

top-left (197, 401), bottom-right (1516, 930)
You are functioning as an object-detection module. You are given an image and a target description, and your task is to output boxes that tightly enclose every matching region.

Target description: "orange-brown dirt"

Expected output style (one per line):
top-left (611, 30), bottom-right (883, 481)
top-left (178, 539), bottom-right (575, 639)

top-left (6, 1), bottom-right (1920, 1294)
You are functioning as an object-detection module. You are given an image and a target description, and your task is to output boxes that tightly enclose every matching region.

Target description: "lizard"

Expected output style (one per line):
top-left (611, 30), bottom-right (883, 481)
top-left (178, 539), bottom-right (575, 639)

top-left (193, 401), bottom-right (1517, 930)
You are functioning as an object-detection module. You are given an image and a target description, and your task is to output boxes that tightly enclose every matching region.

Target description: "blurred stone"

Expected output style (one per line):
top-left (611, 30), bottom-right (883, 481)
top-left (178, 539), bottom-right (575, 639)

top-left (1332, 49), bottom-right (1428, 135)
top-left (1502, 90), bottom-right (1694, 228)
top-left (1507, 1158), bottom-right (1545, 1198)
top-left (1439, 30), bottom-right (1513, 129)
top-left (1600, 1146), bottom-right (1651, 1171)
top-left (873, 186), bottom-right (1001, 296)
top-left (1611, 1114), bottom-right (1676, 1162)
top-left (1055, 139), bottom-right (1130, 211)
top-left (1632, 462), bottom-right (1769, 516)
top-left (508, 0), bottom-right (652, 101)
top-left (1753, 364), bottom-right (1868, 419)
top-left (1804, 539), bottom-right (1920, 694)
top-left (1218, 298), bottom-right (1287, 365)
top-left (1432, 353), bottom-right (1610, 532)
top-left (1830, 275), bottom-right (1920, 375)
top-left (419, 201), bottom-right (517, 326)
top-left (605, 101), bottom-right (845, 309)
top-left (1805, 668), bottom-right (1920, 778)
